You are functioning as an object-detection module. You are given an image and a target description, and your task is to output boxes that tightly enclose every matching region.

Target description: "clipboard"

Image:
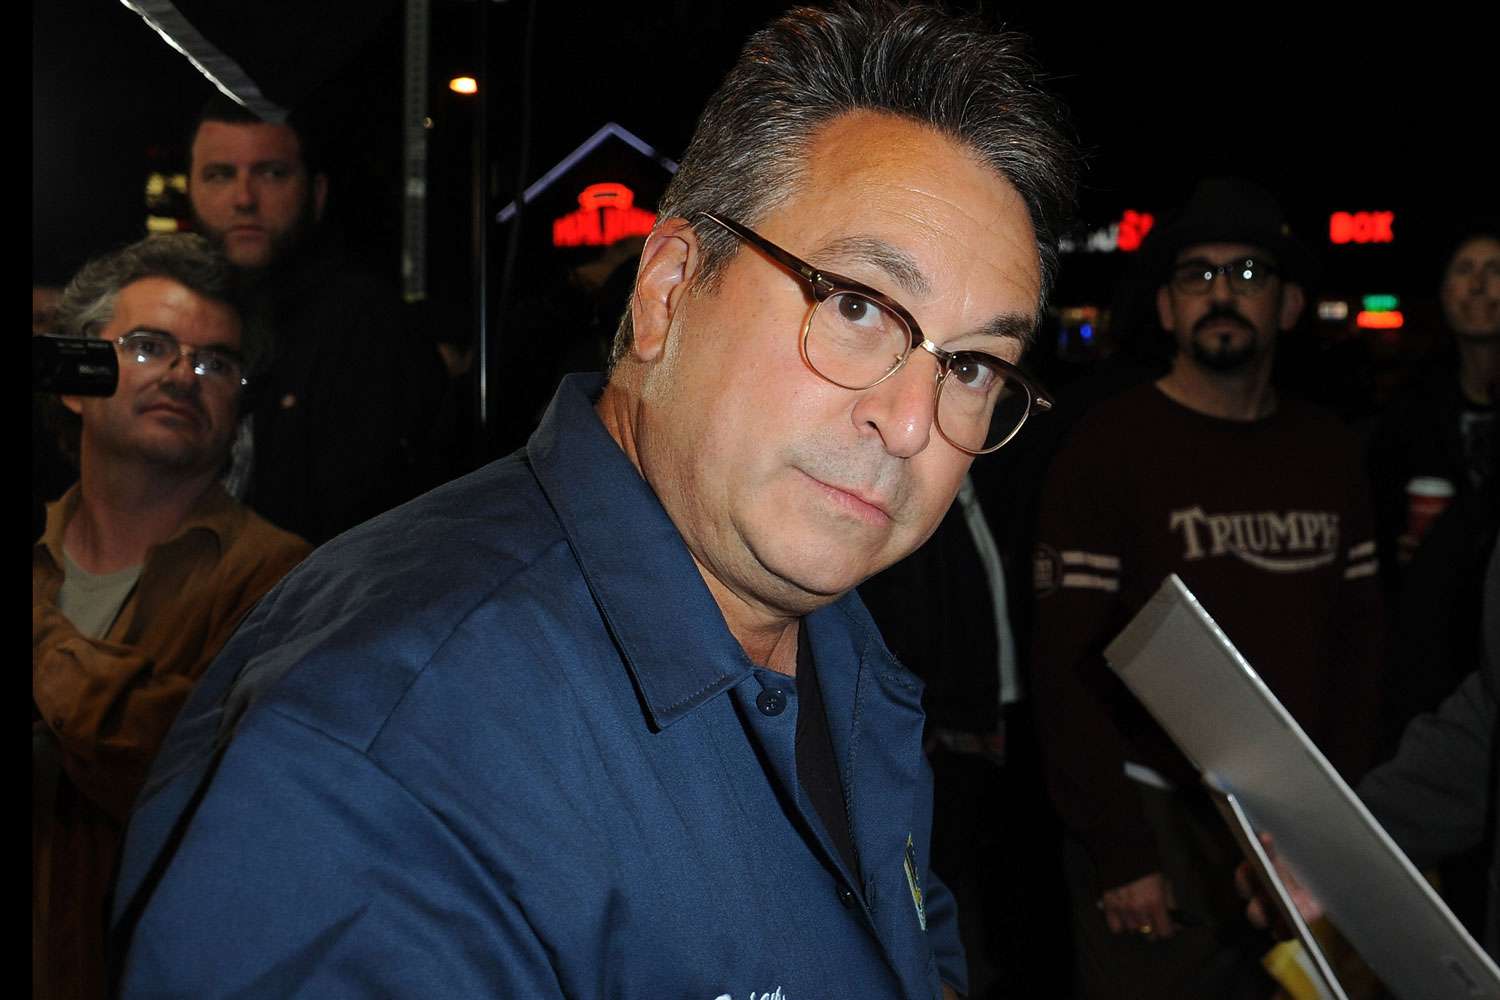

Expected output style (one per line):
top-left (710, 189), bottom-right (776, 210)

top-left (1105, 574), bottom-right (1499, 1000)
top-left (1209, 782), bottom-right (1348, 1000)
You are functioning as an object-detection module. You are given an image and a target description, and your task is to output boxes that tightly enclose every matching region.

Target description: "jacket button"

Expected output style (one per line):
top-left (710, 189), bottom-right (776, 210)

top-left (755, 688), bottom-right (787, 716)
top-left (837, 883), bottom-right (856, 909)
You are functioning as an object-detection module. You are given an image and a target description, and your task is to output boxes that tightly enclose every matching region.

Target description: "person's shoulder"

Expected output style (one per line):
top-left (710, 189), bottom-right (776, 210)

top-left (275, 239), bottom-right (404, 335)
top-left (215, 453), bottom-right (582, 746)
top-left (284, 234), bottom-right (385, 290)
top-left (1045, 379), bottom-right (1160, 468)
top-left (230, 503), bottom-right (313, 563)
top-left (1370, 364), bottom-right (1463, 439)
top-left (297, 451), bottom-right (565, 615)
top-left (1067, 378), bottom-right (1162, 429)
top-left (1274, 395), bottom-right (1361, 447)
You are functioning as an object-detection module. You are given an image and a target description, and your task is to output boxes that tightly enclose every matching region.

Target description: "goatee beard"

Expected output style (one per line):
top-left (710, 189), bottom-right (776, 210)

top-left (1188, 306), bottom-right (1260, 373)
top-left (1189, 332), bottom-right (1258, 373)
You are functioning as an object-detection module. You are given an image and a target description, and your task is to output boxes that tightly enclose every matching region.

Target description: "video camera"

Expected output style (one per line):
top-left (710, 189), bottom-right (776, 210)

top-left (32, 336), bottom-right (117, 396)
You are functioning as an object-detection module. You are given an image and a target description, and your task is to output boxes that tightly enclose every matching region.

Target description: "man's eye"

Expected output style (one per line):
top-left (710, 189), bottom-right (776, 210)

top-left (951, 357), bottom-right (1000, 391)
top-left (837, 294), bottom-right (879, 326)
top-left (134, 336), bottom-right (169, 357)
top-left (256, 164), bottom-right (292, 180)
top-left (195, 353), bottom-right (229, 374)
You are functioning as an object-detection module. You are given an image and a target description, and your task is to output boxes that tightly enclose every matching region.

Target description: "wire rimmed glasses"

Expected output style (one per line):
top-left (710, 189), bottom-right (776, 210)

top-left (116, 330), bottom-right (247, 388)
top-left (697, 211), bottom-right (1051, 454)
top-left (1169, 256), bottom-right (1280, 297)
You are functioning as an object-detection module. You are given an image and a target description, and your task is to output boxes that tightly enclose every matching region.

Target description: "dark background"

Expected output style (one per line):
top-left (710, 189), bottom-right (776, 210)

top-left (33, 1), bottom-right (1496, 374)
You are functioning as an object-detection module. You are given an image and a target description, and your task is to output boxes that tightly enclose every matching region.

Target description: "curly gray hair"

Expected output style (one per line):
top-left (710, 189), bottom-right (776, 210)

top-left (45, 233), bottom-right (254, 467)
top-left (55, 232), bottom-right (259, 369)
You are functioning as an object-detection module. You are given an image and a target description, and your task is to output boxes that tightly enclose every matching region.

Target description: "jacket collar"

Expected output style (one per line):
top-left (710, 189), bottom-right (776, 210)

top-left (36, 481), bottom-right (240, 576)
top-left (527, 374), bottom-right (755, 730)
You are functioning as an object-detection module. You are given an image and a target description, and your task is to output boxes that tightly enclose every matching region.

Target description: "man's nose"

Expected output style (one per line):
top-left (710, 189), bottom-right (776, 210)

top-left (1209, 269), bottom-right (1236, 304)
top-left (850, 350), bottom-right (938, 458)
top-left (232, 172), bottom-right (257, 211)
top-left (159, 353), bottom-right (200, 392)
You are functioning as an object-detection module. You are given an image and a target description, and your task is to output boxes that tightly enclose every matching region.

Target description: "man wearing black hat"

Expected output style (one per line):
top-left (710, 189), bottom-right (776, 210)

top-left (1028, 178), bottom-right (1384, 998)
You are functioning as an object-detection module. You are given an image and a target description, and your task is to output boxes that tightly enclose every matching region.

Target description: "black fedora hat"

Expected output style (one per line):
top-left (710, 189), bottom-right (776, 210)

top-left (1141, 177), bottom-right (1318, 286)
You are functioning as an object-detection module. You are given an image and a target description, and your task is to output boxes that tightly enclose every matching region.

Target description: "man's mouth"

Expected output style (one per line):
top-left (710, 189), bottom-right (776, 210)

top-left (1193, 315), bottom-right (1254, 339)
top-left (802, 470), bottom-right (895, 523)
top-left (140, 400), bottom-right (202, 424)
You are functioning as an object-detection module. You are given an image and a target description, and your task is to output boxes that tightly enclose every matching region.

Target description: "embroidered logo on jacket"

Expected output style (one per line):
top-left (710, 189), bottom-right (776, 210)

top-left (903, 833), bottom-right (926, 931)
top-left (712, 988), bottom-right (786, 1000)
top-left (1168, 507), bottom-right (1340, 572)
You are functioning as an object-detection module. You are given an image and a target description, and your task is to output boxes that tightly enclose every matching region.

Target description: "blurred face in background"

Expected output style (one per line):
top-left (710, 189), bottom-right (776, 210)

top-left (1157, 242), bottom-right (1303, 374)
top-left (189, 121), bottom-right (327, 270)
top-left (1441, 236), bottom-right (1500, 339)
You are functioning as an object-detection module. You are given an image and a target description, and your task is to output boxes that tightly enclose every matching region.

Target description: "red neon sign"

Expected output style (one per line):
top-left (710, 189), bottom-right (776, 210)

top-left (1330, 211), bottom-right (1395, 245)
top-left (553, 183), bottom-right (656, 248)
top-left (1355, 309), bottom-right (1404, 330)
top-left (1116, 210), bottom-right (1155, 252)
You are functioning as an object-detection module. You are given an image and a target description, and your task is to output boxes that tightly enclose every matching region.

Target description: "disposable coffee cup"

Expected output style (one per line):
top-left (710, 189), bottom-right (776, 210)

top-left (1405, 476), bottom-right (1455, 544)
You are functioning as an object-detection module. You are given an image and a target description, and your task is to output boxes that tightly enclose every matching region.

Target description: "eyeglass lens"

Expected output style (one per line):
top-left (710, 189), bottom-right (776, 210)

top-left (804, 292), bottom-right (1030, 452)
top-left (1172, 259), bottom-right (1272, 295)
top-left (121, 332), bottom-right (241, 381)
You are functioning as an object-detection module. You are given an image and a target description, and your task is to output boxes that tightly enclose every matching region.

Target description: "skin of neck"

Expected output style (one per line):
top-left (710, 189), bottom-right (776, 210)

top-left (1456, 336), bottom-right (1500, 406)
top-left (64, 441), bottom-right (219, 575)
top-left (597, 375), bottom-right (803, 676)
top-left (1155, 345), bottom-right (1278, 421)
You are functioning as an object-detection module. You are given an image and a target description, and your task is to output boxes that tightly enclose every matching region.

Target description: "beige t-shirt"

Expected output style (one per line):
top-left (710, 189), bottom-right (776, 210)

top-left (58, 550), bottom-right (142, 640)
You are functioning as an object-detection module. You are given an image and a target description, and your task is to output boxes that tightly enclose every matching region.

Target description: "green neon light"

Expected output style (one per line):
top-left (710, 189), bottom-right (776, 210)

top-left (1363, 293), bottom-right (1399, 312)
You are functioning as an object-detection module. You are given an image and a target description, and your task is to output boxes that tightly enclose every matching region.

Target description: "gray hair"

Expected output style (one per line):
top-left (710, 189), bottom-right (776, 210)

top-left (608, 0), bottom-right (1078, 370)
top-left (56, 232), bottom-right (260, 371)
top-left (45, 234), bottom-right (253, 467)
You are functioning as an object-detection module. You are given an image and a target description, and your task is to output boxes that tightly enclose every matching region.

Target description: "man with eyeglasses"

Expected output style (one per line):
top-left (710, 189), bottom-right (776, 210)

top-left (112, 4), bottom-right (1077, 997)
top-left (1029, 177), bottom-right (1384, 998)
top-left (32, 234), bottom-right (309, 999)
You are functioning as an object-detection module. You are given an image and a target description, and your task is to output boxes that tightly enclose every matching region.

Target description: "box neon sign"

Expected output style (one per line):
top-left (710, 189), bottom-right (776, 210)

top-left (553, 183), bottom-right (656, 248)
top-left (1329, 211), bottom-right (1394, 245)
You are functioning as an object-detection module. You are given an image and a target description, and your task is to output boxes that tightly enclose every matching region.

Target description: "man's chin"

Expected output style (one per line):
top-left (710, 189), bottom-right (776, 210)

top-left (132, 433), bottom-right (225, 475)
top-left (1451, 319), bottom-right (1500, 341)
top-left (224, 243), bottom-right (276, 271)
top-left (753, 535), bottom-right (891, 609)
top-left (1188, 334), bottom-right (1260, 374)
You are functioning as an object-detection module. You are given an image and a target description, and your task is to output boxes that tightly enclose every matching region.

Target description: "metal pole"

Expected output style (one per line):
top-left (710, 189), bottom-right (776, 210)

top-left (401, 0), bottom-right (429, 304)
top-left (472, 0), bottom-right (491, 446)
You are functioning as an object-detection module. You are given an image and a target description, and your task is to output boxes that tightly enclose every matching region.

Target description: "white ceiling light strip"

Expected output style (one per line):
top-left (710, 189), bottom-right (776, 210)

top-left (119, 0), bottom-right (286, 123)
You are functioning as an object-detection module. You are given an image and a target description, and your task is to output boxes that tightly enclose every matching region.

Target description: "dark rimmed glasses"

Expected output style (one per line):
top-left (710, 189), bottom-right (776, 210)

top-left (116, 330), bottom-right (247, 388)
top-left (1169, 257), bottom-right (1279, 297)
top-left (697, 212), bottom-right (1051, 454)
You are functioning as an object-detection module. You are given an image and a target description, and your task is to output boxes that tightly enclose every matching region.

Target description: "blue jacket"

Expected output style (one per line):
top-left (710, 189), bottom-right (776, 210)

top-left (114, 374), bottom-right (965, 998)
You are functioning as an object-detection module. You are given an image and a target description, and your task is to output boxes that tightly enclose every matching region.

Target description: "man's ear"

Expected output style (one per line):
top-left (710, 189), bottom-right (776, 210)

top-left (1278, 283), bottom-right (1306, 331)
top-left (629, 217), bottom-right (699, 363)
top-left (311, 173), bottom-right (329, 223)
top-left (1156, 285), bottom-right (1177, 332)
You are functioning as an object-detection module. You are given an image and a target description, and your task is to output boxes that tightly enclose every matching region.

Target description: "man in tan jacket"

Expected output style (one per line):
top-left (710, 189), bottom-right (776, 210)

top-left (33, 234), bottom-right (309, 999)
